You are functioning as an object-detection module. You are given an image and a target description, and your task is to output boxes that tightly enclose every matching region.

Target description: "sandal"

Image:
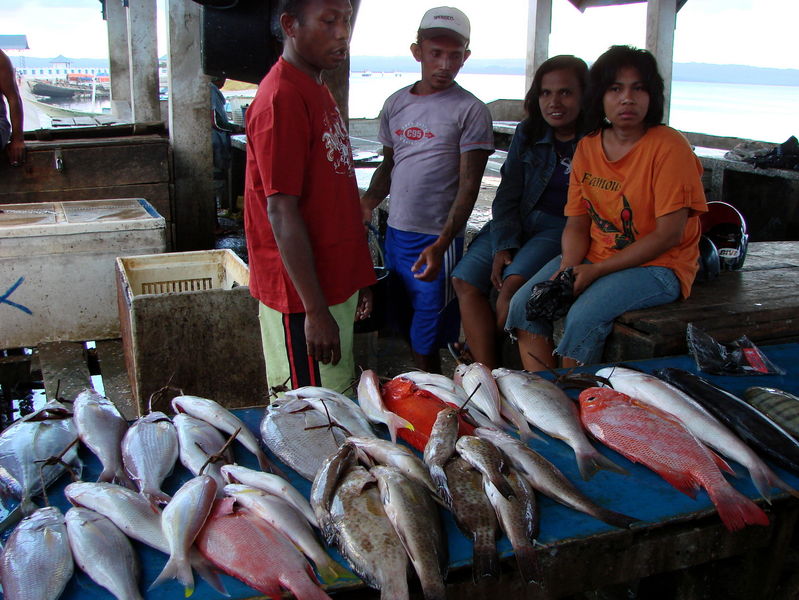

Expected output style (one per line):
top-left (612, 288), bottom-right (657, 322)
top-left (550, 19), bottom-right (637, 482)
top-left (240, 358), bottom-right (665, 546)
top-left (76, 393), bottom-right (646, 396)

top-left (447, 341), bottom-right (473, 365)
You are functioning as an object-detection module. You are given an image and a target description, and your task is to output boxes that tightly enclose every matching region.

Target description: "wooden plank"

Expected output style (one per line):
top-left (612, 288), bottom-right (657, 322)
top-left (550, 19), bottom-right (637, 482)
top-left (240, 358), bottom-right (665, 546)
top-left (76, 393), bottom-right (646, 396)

top-left (95, 339), bottom-right (137, 420)
top-left (38, 341), bottom-right (92, 402)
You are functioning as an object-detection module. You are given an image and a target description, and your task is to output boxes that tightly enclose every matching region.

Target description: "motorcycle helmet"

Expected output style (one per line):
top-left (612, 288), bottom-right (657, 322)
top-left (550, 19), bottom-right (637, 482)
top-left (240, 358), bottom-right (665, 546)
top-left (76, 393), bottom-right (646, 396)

top-left (700, 201), bottom-right (749, 271)
top-left (695, 235), bottom-right (720, 283)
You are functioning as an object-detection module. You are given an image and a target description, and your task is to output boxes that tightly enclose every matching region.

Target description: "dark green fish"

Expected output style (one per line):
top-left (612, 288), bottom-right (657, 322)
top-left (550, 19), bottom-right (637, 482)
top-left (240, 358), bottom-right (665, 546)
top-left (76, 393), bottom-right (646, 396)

top-left (744, 387), bottom-right (799, 441)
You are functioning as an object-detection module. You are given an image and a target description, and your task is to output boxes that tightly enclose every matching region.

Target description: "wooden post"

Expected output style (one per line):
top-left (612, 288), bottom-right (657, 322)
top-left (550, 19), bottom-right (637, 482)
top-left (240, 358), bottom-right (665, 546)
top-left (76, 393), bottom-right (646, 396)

top-left (646, 0), bottom-right (677, 124)
top-left (126, 0), bottom-right (160, 123)
top-left (525, 0), bottom-right (553, 94)
top-left (167, 0), bottom-right (215, 250)
top-left (106, 0), bottom-right (132, 122)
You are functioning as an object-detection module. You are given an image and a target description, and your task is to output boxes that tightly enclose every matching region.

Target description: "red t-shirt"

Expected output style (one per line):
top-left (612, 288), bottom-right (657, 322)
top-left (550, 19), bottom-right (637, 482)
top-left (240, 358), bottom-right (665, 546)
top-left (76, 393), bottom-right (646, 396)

top-left (244, 58), bottom-right (375, 313)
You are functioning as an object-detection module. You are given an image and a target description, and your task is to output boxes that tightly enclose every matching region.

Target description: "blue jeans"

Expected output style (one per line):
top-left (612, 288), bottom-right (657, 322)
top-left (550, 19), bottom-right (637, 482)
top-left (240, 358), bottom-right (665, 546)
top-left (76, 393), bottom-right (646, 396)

top-left (505, 256), bottom-right (680, 364)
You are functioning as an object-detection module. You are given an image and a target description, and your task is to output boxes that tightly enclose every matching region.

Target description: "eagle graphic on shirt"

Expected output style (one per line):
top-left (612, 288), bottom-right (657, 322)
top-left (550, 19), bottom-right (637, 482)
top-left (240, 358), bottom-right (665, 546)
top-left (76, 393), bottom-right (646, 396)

top-left (582, 195), bottom-right (638, 250)
top-left (322, 106), bottom-right (354, 176)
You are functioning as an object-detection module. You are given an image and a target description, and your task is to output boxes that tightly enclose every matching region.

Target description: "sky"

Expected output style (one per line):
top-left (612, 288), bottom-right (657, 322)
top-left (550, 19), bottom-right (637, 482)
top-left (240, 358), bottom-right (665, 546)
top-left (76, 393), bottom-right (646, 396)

top-left (1, 0), bottom-right (798, 71)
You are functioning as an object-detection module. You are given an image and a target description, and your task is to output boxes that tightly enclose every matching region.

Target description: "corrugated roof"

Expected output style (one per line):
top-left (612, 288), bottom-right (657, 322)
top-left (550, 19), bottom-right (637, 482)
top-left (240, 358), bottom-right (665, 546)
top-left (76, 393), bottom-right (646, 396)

top-left (566, 0), bottom-right (688, 12)
top-left (0, 35), bottom-right (29, 50)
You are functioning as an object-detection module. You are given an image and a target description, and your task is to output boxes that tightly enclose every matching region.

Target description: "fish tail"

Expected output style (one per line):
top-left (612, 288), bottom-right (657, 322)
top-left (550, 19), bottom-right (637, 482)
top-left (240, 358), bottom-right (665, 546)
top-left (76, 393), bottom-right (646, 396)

top-left (595, 507), bottom-right (639, 529)
top-left (317, 554), bottom-right (355, 585)
top-left (429, 465), bottom-right (453, 507)
top-left (97, 466), bottom-right (116, 484)
top-left (19, 495), bottom-right (38, 516)
top-left (512, 541), bottom-right (543, 585)
top-left (191, 553), bottom-right (229, 597)
top-left (472, 537), bottom-right (499, 582)
top-left (114, 468), bottom-right (137, 491)
top-left (386, 413), bottom-right (415, 444)
top-left (749, 462), bottom-right (799, 503)
top-left (149, 556), bottom-right (178, 590)
top-left (709, 484), bottom-right (770, 532)
top-left (143, 488), bottom-right (173, 506)
top-left (576, 447), bottom-right (628, 481)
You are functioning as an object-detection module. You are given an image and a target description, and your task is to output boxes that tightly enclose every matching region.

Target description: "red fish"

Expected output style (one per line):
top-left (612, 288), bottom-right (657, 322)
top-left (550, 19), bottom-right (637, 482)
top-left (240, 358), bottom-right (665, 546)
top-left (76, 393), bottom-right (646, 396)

top-left (578, 387), bottom-right (769, 532)
top-left (381, 377), bottom-right (475, 452)
top-left (196, 498), bottom-right (332, 599)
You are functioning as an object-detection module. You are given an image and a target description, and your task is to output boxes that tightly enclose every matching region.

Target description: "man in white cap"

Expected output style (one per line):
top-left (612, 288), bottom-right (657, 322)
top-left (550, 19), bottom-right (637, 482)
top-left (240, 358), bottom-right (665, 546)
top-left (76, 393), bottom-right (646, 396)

top-left (361, 6), bottom-right (494, 373)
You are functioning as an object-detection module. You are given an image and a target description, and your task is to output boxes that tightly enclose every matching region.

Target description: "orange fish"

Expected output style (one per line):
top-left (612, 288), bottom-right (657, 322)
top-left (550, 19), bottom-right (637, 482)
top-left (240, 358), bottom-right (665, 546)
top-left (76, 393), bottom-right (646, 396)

top-left (196, 498), bottom-right (332, 599)
top-left (381, 377), bottom-right (475, 452)
top-left (578, 387), bottom-right (769, 532)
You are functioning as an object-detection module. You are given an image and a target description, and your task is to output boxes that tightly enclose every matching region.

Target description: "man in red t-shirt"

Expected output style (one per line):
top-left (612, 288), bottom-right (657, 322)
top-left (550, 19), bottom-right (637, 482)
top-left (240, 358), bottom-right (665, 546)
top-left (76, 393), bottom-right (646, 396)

top-left (244, 0), bottom-right (375, 394)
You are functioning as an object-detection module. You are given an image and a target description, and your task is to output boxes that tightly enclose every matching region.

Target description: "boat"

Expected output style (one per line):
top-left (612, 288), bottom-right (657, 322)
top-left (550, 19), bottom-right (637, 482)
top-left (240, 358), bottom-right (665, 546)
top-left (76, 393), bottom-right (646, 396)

top-left (29, 80), bottom-right (77, 98)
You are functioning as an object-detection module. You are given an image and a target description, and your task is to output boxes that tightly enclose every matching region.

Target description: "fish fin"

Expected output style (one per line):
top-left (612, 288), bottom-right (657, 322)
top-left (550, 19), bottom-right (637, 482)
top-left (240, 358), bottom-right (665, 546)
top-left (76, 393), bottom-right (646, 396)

top-left (471, 532), bottom-right (499, 582)
top-left (595, 507), bottom-right (640, 529)
top-left (257, 451), bottom-right (288, 479)
top-left (317, 557), bottom-right (356, 585)
top-left (709, 450), bottom-right (736, 476)
top-left (576, 448), bottom-right (628, 481)
top-left (429, 465), bottom-right (453, 507)
top-left (709, 485), bottom-right (770, 532)
top-left (515, 422), bottom-right (545, 444)
top-left (19, 495), bottom-right (39, 517)
top-left (97, 466), bottom-right (116, 483)
top-left (658, 469), bottom-right (701, 499)
top-left (386, 413), bottom-right (415, 444)
top-left (143, 489), bottom-right (173, 506)
top-left (493, 474), bottom-right (516, 500)
top-left (149, 556), bottom-right (178, 590)
top-left (512, 541), bottom-right (543, 585)
top-left (191, 551), bottom-right (230, 597)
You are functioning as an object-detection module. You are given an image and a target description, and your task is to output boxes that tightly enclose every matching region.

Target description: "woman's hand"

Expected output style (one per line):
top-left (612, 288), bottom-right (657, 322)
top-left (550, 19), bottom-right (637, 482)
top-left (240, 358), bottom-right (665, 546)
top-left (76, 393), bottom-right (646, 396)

top-left (570, 263), bottom-right (603, 295)
top-left (490, 250), bottom-right (513, 290)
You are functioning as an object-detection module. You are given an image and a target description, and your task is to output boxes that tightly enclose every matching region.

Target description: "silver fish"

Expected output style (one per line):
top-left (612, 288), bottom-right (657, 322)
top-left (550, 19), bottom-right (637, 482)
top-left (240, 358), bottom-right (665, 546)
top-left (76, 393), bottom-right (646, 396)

top-left (348, 436), bottom-right (439, 499)
top-left (493, 368), bottom-right (626, 480)
top-left (152, 474), bottom-right (217, 595)
top-left (225, 483), bottom-right (350, 585)
top-left (415, 382), bottom-right (496, 430)
top-left (459, 362), bottom-right (503, 425)
top-left (0, 506), bottom-right (73, 600)
top-left (483, 467), bottom-right (542, 585)
top-left (173, 413), bottom-right (232, 490)
top-left (310, 442), bottom-right (358, 531)
top-left (475, 427), bottom-right (637, 529)
top-left (122, 411), bottom-right (178, 505)
top-left (423, 407), bottom-right (459, 506)
top-left (357, 370), bottom-right (414, 443)
top-left (372, 465), bottom-right (447, 600)
top-left (455, 435), bottom-right (514, 499)
top-left (172, 394), bottom-right (282, 474)
top-left (323, 466), bottom-right (410, 599)
top-left (65, 507), bottom-right (143, 600)
top-left (444, 457), bottom-right (499, 582)
top-left (74, 389), bottom-right (132, 488)
top-left (0, 399), bottom-right (81, 516)
top-left (298, 395), bottom-right (376, 439)
top-left (396, 371), bottom-right (468, 398)
top-left (221, 463), bottom-right (317, 527)
top-left (261, 397), bottom-right (348, 481)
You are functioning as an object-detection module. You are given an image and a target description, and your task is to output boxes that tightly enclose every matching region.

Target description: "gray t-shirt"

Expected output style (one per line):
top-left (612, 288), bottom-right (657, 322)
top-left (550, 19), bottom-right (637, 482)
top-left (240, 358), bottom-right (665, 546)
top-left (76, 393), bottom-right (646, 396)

top-left (378, 82), bottom-right (494, 236)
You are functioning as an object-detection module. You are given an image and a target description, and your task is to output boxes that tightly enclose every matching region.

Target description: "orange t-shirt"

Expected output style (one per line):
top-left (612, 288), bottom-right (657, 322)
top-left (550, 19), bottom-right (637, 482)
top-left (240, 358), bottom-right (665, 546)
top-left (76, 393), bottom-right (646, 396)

top-left (565, 125), bottom-right (707, 298)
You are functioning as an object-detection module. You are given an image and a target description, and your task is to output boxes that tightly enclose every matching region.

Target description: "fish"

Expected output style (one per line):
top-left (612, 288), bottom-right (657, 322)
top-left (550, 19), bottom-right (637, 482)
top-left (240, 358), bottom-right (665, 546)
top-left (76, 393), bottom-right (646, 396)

top-left (381, 377), bottom-right (475, 452)
top-left (0, 399), bottom-right (81, 516)
top-left (322, 465), bottom-right (410, 599)
top-left (455, 435), bottom-right (515, 500)
top-left (475, 427), bottom-right (638, 529)
top-left (310, 442), bottom-right (359, 533)
top-left (744, 386), bottom-right (799, 441)
top-left (172, 394), bottom-right (283, 475)
top-left (121, 411), bottom-right (178, 505)
top-left (396, 371), bottom-right (468, 398)
top-left (63, 481), bottom-right (227, 596)
top-left (423, 407), bottom-right (460, 506)
top-left (225, 483), bottom-right (351, 584)
top-left (221, 463), bottom-right (318, 527)
top-left (493, 368), bottom-right (626, 480)
top-left (152, 474), bottom-right (217, 594)
top-left (371, 465), bottom-right (448, 600)
top-left (0, 506), bottom-right (73, 600)
top-left (73, 389), bottom-right (133, 488)
top-left (173, 413), bottom-right (232, 490)
top-left (196, 497), bottom-right (333, 599)
top-left (415, 382), bottom-right (496, 429)
top-left (458, 362), bottom-right (504, 425)
top-left (444, 457), bottom-right (500, 582)
top-left (292, 393), bottom-right (377, 439)
top-left (498, 395), bottom-right (540, 443)
top-left (596, 366), bottom-right (797, 502)
top-left (356, 369), bottom-right (414, 443)
top-left (578, 387), bottom-right (769, 532)
top-left (347, 436), bottom-right (440, 499)
top-left (65, 507), bottom-right (143, 600)
top-left (657, 368), bottom-right (799, 478)
top-left (261, 397), bottom-right (349, 481)
top-left (483, 467), bottom-right (542, 585)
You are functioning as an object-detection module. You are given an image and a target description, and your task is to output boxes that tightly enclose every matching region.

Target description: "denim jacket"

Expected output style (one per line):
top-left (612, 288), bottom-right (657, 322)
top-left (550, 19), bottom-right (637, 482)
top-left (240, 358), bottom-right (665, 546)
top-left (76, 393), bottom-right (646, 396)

top-left (490, 122), bottom-right (573, 253)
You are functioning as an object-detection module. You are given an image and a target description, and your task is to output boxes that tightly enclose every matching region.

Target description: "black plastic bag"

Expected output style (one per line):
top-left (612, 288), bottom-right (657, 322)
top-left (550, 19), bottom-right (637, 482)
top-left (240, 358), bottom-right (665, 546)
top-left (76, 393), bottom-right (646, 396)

top-left (686, 323), bottom-right (785, 375)
top-left (525, 267), bottom-right (575, 321)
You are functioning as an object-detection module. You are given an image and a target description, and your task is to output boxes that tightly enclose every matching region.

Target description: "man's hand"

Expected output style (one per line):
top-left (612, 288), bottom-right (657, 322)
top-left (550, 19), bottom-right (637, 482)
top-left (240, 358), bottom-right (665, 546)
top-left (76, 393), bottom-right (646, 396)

top-left (305, 308), bottom-right (341, 365)
top-left (490, 250), bottom-right (513, 290)
top-left (6, 136), bottom-right (24, 166)
top-left (411, 243), bottom-right (445, 281)
top-left (355, 287), bottom-right (373, 321)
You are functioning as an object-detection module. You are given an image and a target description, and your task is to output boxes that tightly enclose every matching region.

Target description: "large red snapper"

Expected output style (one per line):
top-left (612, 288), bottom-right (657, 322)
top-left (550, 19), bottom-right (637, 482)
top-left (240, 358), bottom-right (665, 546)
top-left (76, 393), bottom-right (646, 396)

top-left (197, 498), bottom-right (332, 599)
top-left (578, 387), bottom-right (769, 532)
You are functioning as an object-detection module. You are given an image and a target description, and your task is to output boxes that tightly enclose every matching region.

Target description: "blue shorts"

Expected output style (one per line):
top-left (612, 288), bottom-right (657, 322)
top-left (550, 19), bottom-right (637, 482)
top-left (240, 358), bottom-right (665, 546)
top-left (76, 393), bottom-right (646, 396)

top-left (505, 256), bottom-right (680, 364)
top-left (451, 210), bottom-right (566, 294)
top-left (384, 226), bottom-right (463, 355)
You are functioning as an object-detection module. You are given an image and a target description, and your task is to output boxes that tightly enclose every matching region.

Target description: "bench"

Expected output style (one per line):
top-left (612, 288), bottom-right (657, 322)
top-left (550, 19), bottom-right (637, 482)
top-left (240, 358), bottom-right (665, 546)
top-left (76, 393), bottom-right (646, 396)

top-left (603, 241), bottom-right (799, 362)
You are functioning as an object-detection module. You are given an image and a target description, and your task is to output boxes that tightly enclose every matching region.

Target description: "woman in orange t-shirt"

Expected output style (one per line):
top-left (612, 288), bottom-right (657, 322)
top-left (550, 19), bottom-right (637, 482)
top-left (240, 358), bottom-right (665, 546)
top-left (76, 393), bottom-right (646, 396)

top-left (505, 45), bottom-right (707, 370)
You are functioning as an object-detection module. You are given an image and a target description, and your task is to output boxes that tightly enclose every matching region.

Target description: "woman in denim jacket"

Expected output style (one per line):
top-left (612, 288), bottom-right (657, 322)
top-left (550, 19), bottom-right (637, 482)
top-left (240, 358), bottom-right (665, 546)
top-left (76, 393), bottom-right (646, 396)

top-left (451, 55), bottom-right (588, 368)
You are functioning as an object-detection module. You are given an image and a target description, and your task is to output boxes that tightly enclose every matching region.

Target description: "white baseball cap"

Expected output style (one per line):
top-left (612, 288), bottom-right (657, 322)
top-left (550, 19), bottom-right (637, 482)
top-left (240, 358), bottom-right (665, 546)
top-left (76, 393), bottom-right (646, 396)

top-left (418, 6), bottom-right (470, 43)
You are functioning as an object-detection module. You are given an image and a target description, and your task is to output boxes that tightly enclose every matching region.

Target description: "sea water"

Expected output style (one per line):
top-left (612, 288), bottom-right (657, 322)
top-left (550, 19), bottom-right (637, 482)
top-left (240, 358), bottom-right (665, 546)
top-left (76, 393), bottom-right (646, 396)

top-left (350, 72), bottom-right (799, 144)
